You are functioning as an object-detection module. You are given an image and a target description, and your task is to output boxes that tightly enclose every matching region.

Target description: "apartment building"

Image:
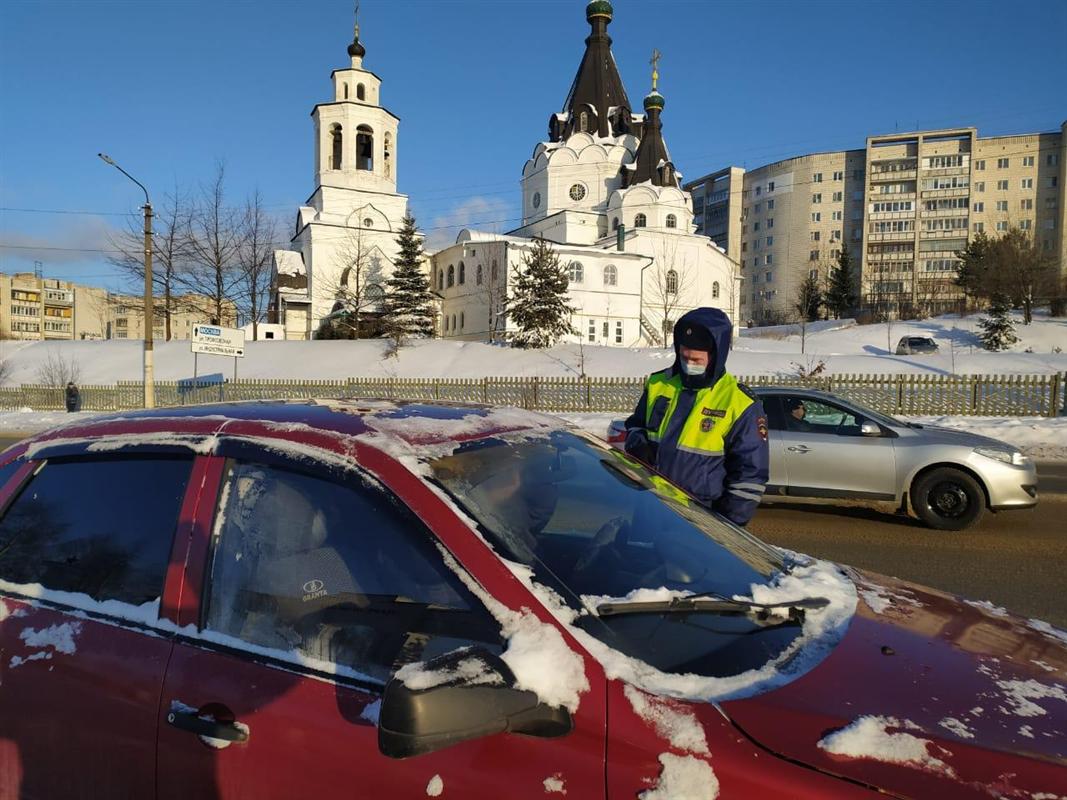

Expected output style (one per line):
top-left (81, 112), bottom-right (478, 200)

top-left (0, 272), bottom-right (239, 342)
top-left (685, 122), bottom-right (1067, 322)
top-left (0, 273), bottom-right (109, 340)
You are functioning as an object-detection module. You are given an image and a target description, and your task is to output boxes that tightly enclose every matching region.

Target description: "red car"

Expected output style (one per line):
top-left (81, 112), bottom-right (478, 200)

top-left (0, 400), bottom-right (1063, 799)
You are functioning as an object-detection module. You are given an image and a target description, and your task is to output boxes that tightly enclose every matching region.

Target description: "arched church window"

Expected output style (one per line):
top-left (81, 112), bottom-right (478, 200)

top-left (491, 260), bottom-right (499, 281)
top-left (712, 281), bottom-right (720, 299)
top-left (579, 111), bottom-right (588, 132)
top-left (460, 312), bottom-right (465, 330)
top-left (343, 83), bottom-right (349, 100)
top-left (356, 125), bottom-right (374, 171)
top-left (476, 264), bottom-right (483, 285)
top-left (603, 264), bottom-right (617, 287)
top-left (447, 265), bottom-right (455, 288)
top-left (443, 315), bottom-right (449, 332)
top-left (356, 83), bottom-right (366, 101)
top-left (568, 261), bottom-right (584, 284)
top-left (634, 213), bottom-right (647, 228)
top-left (666, 269), bottom-right (678, 295)
top-left (330, 124), bottom-right (343, 171)
top-left (459, 262), bottom-right (466, 285)
top-left (384, 133), bottom-right (392, 178)
top-left (451, 314), bottom-right (457, 331)
top-left (666, 214), bottom-right (677, 229)
top-left (612, 217), bottom-right (620, 231)
top-left (437, 269), bottom-right (444, 291)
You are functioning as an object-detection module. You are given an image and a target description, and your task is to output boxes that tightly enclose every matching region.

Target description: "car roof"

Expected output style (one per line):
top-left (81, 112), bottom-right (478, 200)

top-left (12, 399), bottom-right (562, 462)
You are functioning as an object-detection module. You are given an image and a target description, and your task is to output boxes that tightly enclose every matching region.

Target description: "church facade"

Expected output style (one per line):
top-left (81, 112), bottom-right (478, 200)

top-left (272, 2), bottom-right (739, 346)
top-left (269, 21), bottom-right (412, 340)
top-left (432, 1), bottom-right (740, 346)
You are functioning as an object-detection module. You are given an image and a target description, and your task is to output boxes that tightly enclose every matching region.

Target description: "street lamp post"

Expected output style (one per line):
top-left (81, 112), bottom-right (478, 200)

top-left (98, 153), bottom-right (155, 409)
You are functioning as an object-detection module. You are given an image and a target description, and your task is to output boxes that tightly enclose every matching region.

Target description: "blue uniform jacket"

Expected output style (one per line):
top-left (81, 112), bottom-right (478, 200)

top-left (624, 308), bottom-right (770, 526)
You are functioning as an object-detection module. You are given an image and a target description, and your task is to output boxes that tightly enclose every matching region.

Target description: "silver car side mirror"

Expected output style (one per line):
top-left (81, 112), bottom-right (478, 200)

top-left (860, 421), bottom-right (881, 437)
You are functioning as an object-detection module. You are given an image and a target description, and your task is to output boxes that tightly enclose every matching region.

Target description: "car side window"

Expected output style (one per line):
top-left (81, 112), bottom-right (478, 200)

top-left (781, 396), bottom-right (861, 436)
top-left (0, 455), bottom-right (193, 605)
top-left (203, 461), bottom-right (503, 684)
top-left (761, 396), bottom-right (787, 431)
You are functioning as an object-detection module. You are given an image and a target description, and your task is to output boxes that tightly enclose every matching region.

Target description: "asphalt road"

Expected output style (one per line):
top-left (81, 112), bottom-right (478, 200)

top-left (1, 432), bottom-right (1064, 628)
top-left (749, 461), bottom-right (1067, 628)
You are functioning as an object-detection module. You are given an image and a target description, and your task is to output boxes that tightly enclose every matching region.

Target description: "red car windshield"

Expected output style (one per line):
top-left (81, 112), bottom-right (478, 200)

top-left (430, 430), bottom-right (803, 679)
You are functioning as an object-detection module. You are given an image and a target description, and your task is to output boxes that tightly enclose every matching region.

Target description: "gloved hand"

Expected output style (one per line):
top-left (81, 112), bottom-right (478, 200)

top-left (624, 428), bottom-right (658, 466)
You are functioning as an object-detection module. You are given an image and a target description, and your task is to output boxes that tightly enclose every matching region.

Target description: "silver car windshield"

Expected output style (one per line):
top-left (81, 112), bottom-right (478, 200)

top-left (429, 430), bottom-right (802, 680)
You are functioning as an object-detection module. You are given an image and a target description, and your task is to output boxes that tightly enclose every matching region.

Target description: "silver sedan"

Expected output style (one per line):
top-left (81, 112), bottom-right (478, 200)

top-left (753, 387), bottom-right (1038, 530)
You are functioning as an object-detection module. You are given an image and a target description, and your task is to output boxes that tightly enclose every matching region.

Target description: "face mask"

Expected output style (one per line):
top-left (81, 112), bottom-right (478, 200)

top-left (681, 361), bottom-right (706, 377)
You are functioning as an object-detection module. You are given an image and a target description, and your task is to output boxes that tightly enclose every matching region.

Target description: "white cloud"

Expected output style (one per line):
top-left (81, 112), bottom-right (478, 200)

top-left (423, 195), bottom-right (514, 251)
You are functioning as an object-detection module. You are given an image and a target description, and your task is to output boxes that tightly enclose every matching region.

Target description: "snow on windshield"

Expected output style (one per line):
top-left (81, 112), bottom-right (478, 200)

top-left (817, 715), bottom-right (957, 778)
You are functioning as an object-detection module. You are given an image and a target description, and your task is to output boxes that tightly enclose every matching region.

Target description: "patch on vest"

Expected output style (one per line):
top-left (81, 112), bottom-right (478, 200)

top-left (701, 407), bottom-right (726, 418)
top-left (757, 416), bottom-right (769, 442)
top-left (700, 418), bottom-right (714, 432)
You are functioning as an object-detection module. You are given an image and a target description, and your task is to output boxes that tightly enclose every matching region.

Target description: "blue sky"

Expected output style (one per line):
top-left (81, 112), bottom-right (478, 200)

top-left (1, 0), bottom-right (1064, 292)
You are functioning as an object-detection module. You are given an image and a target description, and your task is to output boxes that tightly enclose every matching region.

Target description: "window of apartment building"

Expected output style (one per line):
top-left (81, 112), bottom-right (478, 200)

top-left (813, 173), bottom-right (823, 183)
top-left (996, 200), bottom-right (1008, 211)
top-left (1021, 178), bottom-right (1033, 190)
top-left (921, 177), bottom-right (967, 191)
top-left (767, 199), bottom-right (775, 210)
top-left (974, 160), bottom-right (985, 170)
top-left (833, 171), bottom-right (843, 181)
top-left (742, 224), bottom-right (748, 234)
top-left (809, 250), bottom-right (820, 261)
top-left (811, 231), bottom-right (821, 241)
top-left (1020, 155), bottom-right (1034, 167)
top-left (830, 249), bottom-right (841, 259)
top-left (996, 180), bottom-right (1009, 190)
top-left (852, 190), bottom-right (864, 200)
top-left (812, 193), bottom-right (822, 203)
top-left (1021, 198), bottom-right (1033, 210)
top-left (1049, 177), bottom-right (1059, 188)
top-left (996, 221), bottom-right (1008, 231)
top-left (755, 186), bottom-right (762, 196)
top-left (832, 210), bottom-right (843, 220)
top-left (832, 230), bottom-right (841, 240)
top-left (832, 191), bottom-right (842, 202)
top-left (1046, 197), bottom-right (1059, 210)
top-left (1048, 154), bottom-right (1060, 166)
top-left (809, 269), bottom-right (818, 280)
top-left (587, 319), bottom-right (596, 343)
top-left (997, 158), bottom-right (1009, 169)
top-left (1020, 219), bottom-right (1032, 230)
top-left (742, 242), bottom-right (748, 252)
top-left (766, 254), bottom-right (773, 265)
top-left (766, 218), bottom-right (774, 228)
top-left (852, 228), bottom-right (862, 240)
top-left (741, 259), bottom-right (746, 268)
top-left (973, 201), bottom-right (984, 212)
top-left (765, 271), bottom-right (773, 283)
top-left (811, 212), bottom-right (821, 223)
top-left (853, 169), bottom-right (864, 180)
top-left (755, 238), bottom-right (762, 250)
top-left (766, 235), bottom-right (774, 246)
top-left (1044, 219), bottom-right (1057, 230)
top-left (754, 203), bottom-right (762, 214)
top-left (924, 258), bottom-right (959, 273)
top-left (754, 221), bottom-right (761, 231)
top-left (973, 222), bottom-right (984, 232)
top-left (768, 181), bottom-right (775, 192)
top-left (615, 321), bottom-right (623, 344)
top-left (975, 181), bottom-right (985, 192)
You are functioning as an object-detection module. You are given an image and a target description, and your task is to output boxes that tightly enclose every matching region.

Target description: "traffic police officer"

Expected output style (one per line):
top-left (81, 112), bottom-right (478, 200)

top-left (624, 307), bottom-right (769, 526)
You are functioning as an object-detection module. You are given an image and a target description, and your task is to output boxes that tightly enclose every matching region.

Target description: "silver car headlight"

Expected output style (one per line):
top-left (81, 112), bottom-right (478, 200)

top-left (973, 446), bottom-right (1028, 466)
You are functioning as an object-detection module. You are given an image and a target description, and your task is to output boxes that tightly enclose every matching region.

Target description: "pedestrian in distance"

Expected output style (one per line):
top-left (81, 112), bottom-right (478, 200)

top-left (623, 308), bottom-right (770, 527)
top-left (65, 381), bottom-right (80, 413)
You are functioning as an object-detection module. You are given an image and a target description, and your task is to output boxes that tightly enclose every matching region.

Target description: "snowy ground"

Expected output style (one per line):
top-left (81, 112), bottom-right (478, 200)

top-left (3, 408), bottom-right (1065, 461)
top-left (0, 312), bottom-right (1064, 385)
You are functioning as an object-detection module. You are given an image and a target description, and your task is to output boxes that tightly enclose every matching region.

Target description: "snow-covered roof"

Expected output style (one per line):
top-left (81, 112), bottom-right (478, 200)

top-left (274, 250), bottom-right (306, 277)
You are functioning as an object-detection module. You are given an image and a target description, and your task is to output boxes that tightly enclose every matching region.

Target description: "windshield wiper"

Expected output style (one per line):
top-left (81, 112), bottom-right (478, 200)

top-left (595, 591), bottom-right (830, 624)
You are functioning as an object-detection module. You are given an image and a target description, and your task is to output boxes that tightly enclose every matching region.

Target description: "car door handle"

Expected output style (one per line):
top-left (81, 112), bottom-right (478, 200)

top-left (787, 445), bottom-right (812, 453)
top-left (167, 709), bottom-right (249, 743)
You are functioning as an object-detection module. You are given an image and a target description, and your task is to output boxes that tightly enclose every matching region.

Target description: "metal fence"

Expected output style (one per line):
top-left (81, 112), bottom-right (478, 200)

top-left (2, 372), bottom-right (1062, 417)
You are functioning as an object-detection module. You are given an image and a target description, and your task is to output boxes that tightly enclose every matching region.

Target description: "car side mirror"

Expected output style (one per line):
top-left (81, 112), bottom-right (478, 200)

top-left (860, 420), bottom-right (881, 437)
top-left (378, 647), bottom-right (573, 759)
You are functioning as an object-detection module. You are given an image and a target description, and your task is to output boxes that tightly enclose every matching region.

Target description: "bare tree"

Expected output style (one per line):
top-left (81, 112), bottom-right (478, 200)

top-left (107, 183), bottom-right (193, 340)
top-left (183, 164), bottom-right (245, 326)
top-left (318, 223), bottom-right (387, 339)
top-left (645, 240), bottom-right (695, 348)
top-left (477, 250), bottom-right (508, 343)
top-left (235, 190), bottom-right (278, 341)
top-left (35, 348), bottom-right (81, 388)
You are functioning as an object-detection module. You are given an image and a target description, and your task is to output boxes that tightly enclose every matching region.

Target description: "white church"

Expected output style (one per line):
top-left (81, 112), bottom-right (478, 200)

top-left (270, 1), bottom-right (739, 345)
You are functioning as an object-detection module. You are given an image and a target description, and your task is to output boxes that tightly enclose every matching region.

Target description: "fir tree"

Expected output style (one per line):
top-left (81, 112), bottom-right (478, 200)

top-left (954, 231), bottom-right (992, 306)
top-left (795, 273), bottom-right (823, 322)
top-left (383, 213), bottom-right (435, 343)
top-left (506, 237), bottom-right (575, 348)
top-left (978, 295), bottom-right (1019, 351)
top-left (824, 243), bottom-right (857, 319)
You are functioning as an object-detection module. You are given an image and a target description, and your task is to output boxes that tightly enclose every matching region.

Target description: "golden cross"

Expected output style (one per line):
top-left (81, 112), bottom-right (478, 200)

top-left (354, 0), bottom-right (361, 37)
top-left (650, 48), bottom-right (661, 91)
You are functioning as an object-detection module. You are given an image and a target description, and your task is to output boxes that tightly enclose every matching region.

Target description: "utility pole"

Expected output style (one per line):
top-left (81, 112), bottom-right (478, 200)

top-left (98, 153), bottom-right (155, 408)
